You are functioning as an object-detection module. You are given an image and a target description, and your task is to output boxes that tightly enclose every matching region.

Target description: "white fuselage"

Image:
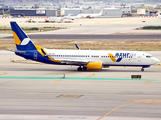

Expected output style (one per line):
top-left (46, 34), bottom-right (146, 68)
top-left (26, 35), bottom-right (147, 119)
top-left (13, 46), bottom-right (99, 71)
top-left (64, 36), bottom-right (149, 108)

top-left (45, 49), bottom-right (159, 67)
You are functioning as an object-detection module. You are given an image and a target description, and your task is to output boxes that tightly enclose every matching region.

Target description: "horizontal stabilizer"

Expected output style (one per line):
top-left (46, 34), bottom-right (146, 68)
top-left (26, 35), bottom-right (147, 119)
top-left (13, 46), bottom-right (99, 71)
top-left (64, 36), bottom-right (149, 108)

top-left (5, 50), bottom-right (26, 54)
top-left (14, 50), bottom-right (26, 53)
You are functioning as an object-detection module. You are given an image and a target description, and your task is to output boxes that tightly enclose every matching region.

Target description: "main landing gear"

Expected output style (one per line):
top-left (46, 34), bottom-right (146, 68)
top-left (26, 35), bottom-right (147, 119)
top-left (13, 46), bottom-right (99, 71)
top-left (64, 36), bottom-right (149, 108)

top-left (77, 66), bottom-right (82, 71)
top-left (83, 67), bottom-right (87, 70)
top-left (77, 66), bottom-right (87, 71)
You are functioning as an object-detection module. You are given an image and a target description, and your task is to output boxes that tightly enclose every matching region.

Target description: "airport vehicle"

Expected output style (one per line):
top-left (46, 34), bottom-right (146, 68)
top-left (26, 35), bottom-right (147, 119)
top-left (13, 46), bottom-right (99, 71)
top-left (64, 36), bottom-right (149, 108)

top-left (78, 10), bottom-right (103, 18)
top-left (11, 21), bottom-right (159, 71)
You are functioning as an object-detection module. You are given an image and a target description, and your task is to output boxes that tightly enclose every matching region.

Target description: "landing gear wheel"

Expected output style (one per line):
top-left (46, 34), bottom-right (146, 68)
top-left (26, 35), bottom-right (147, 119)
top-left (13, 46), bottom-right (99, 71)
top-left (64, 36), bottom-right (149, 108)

top-left (141, 68), bottom-right (144, 72)
top-left (77, 67), bottom-right (82, 71)
top-left (83, 67), bottom-right (87, 71)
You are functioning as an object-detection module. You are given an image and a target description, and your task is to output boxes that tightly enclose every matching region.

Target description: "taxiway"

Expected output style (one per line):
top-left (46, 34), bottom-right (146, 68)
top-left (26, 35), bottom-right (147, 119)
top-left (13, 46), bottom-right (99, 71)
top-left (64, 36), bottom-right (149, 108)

top-left (1, 34), bottom-right (161, 40)
top-left (0, 50), bottom-right (161, 120)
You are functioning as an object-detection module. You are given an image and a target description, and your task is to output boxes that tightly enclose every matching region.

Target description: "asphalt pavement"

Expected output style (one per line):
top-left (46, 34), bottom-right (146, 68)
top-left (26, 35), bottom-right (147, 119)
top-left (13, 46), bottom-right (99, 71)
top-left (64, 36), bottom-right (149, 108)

top-left (0, 51), bottom-right (161, 120)
top-left (1, 34), bottom-right (161, 40)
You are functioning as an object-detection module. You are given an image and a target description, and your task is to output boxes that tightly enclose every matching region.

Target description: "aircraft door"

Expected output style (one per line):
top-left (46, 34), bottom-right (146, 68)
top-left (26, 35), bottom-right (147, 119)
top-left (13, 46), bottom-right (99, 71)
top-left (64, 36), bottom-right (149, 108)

top-left (138, 54), bottom-right (141, 62)
top-left (33, 51), bottom-right (37, 60)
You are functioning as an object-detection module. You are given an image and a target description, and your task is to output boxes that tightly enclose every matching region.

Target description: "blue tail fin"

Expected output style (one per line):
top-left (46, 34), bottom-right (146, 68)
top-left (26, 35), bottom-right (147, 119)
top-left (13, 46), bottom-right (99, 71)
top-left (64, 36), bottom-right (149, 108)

top-left (10, 21), bottom-right (36, 50)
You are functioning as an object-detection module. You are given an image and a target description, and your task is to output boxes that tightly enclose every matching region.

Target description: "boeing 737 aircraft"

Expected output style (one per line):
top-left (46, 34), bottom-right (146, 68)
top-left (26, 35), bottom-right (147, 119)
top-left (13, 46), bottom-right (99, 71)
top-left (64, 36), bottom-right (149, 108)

top-left (78, 10), bottom-right (103, 18)
top-left (10, 22), bottom-right (159, 71)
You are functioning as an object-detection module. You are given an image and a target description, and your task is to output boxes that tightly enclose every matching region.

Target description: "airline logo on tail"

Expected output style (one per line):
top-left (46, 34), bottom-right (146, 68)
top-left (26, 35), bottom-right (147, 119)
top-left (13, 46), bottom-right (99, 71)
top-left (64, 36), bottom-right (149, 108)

top-left (20, 38), bottom-right (30, 45)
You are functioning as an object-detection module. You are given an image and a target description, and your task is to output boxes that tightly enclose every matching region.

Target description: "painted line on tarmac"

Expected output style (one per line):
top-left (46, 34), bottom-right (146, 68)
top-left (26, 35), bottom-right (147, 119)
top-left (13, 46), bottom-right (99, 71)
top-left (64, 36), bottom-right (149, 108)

top-left (97, 103), bottom-right (134, 120)
top-left (54, 80), bottom-right (62, 82)
top-left (0, 73), bottom-right (8, 76)
top-left (7, 58), bottom-right (14, 61)
top-left (0, 114), bottom-right (159, 120)
top-left (0, 34), bottom-right (12, 36)
top-left (144, 81), bottom-right (151, 84)
top-left (87, 74), bottom-right (96, 77)
top-left (0, 76), bottom-right (158, 81)
top-left (126, 99), bottom-right (161, 104)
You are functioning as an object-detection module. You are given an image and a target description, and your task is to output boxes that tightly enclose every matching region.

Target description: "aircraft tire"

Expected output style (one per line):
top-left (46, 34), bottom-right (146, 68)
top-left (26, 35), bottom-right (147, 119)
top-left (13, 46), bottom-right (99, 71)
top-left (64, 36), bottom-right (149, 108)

top-left (83, 67), bottom-right (87, 71)
top-left (77, 67), bottom-right (82, 71)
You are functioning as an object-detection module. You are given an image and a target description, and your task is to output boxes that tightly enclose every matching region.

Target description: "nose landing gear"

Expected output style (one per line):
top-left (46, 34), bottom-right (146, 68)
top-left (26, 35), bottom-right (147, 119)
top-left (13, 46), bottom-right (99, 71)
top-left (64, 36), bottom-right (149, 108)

top-left (141, 68), bottom-right (144, 72)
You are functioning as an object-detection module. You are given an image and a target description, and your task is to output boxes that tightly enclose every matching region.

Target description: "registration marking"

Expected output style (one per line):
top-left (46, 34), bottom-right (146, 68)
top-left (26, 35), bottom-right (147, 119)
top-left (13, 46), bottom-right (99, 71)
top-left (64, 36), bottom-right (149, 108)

top-left (57, 94), bottom-right (83, 98)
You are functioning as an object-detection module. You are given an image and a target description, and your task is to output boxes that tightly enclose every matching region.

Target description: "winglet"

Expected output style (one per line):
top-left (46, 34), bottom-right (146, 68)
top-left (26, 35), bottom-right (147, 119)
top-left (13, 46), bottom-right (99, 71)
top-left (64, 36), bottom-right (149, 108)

top-left (75, 44), bottom-right (80, 50)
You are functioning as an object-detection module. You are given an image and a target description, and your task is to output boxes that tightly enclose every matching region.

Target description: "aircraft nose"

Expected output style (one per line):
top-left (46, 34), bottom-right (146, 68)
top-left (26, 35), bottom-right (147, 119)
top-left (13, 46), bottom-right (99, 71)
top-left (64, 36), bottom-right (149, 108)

top-left (153, 58), bottom-right (160, 64)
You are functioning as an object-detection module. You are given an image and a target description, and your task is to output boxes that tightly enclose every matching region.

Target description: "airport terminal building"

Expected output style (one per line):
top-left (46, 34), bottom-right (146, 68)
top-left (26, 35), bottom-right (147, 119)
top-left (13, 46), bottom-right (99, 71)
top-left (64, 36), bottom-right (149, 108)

top-left (10, 9), bottom-right (57, 17)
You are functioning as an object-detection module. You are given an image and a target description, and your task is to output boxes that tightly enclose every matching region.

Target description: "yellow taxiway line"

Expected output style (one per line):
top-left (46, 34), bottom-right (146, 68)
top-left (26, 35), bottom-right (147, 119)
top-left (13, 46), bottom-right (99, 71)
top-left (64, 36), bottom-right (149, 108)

top-left (0, 73), bottom-right (8, 76)
top-left (54, 80), bottom-right (62, 82)
top-left (144, 81), bottom-right (151, 84)
top-left (97, 103), bottom-right (134, 120)
top-left (87, 74), bottom-right (96, 78)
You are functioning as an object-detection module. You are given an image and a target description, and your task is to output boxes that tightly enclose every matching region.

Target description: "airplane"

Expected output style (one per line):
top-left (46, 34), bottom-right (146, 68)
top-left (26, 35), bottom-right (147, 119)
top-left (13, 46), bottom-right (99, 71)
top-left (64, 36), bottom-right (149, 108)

top-left (48, 16), bottom-right (65, 21)
top-left (157, 12), bottom-right (161, 19)
top-left (66, 14), bottom-right (82, 20)
top-left (48, 14), bottom-right (81, 21)
top-left (10, 21), bottom-right (159, 71)
top-left (78, 9), bottom-right (103, 18)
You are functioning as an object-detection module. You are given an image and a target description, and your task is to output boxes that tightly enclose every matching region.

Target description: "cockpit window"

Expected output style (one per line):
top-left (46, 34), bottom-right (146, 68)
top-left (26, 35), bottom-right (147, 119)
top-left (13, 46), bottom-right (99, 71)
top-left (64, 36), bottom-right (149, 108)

top-left (146, 55), bottom-right (153, 58)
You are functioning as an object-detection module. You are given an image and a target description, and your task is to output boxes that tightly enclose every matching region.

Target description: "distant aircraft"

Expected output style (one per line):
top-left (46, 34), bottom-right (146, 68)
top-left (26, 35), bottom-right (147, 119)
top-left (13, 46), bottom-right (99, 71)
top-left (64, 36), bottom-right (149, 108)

top-left (48, 16), bottom-right (65, 21)
top-left (10, 21), bottom-right (159, 71)
top-left (48, 14), bottom-right (81, 21)
top-left (78, 9), bottom-right (103, 18)
top-left (65, 14), bottom-right (82, 20)
top-left (157, 13), bottom-right (161, 18)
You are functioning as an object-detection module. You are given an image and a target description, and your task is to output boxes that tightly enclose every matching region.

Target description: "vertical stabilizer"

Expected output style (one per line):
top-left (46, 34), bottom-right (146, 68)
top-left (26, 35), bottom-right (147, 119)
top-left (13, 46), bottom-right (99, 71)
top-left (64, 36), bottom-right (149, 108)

top-left (99, 9), bottom-right (103, 15)
top-left (10, 21), bottom-right (36, 50)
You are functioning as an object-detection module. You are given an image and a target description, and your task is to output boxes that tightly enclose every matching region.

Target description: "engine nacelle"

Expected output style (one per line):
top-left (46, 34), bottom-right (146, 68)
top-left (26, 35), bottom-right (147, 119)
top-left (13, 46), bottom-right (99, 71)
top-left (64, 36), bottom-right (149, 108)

top-left (87, 62), bottom-right (102, 70)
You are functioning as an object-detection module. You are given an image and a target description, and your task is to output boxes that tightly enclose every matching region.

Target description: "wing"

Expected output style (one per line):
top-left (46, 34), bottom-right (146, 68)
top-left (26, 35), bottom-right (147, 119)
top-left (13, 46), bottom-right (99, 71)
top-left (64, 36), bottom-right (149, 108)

top-left (55, 58), bottom-right (96, 65)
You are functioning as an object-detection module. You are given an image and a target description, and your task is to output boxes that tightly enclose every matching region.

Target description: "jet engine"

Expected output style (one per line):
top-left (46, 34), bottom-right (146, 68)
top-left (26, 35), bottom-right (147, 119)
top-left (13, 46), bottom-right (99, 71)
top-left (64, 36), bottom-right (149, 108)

top-left (87, 62), bottom-right (102, 70)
